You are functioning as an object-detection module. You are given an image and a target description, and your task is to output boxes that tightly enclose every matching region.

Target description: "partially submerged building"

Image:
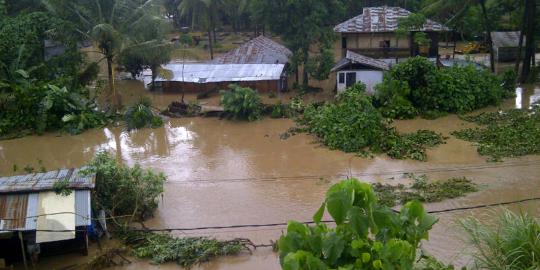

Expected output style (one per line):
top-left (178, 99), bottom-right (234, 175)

top-left (334, 6), bottom-right (449, 59)
top-left (491, 31), bottom-right (523, 62)
top-left (149, 35), bottom-right (292, 93)
top-left (0, 168), bottom-right (95, 266)
top-left (332, 50), bottom-right (390, 93)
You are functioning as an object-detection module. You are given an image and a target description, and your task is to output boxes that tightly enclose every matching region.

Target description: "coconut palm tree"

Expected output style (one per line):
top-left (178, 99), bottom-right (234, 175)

top-left (178, 0), bottom-right (222, 60)
top-left (42, 0), bottom-right (166, 110)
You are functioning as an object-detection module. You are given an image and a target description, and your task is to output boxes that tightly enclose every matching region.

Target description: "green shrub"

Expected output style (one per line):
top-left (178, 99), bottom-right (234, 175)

top-left (82, 152), bottom-right (166, 222)
top-left (278, 178), bottom-right (438, 270)
top-left (124, 98), bottom-right (163, 130)
top-left (297, 84), bottom-right (445, 161)
top-left (220, 84), bottom-right (262, 121)
top-left (460, 209), bottom-right (540, 270)
top-left (374, 57), bottom-right (506, 119)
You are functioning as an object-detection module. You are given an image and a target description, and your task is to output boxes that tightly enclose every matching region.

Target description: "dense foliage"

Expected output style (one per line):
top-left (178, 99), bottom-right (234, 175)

top-left (452, 105), bottom-right (540, 161)
top-left (220, 84), bottom-right (262, 121)
top-left (460, 210), bottom-right (540, 270)
top-left (373, 174), bottom-right (479, 207)
top-left (120, 231), bottom-right (249, 267)
top-left (124, 99), bottom-right (164, 131)
top-left (374, 57), bottom-right (509, 119)
top-left (83, 152), bottom-right (166, 223)
top-left (298, 84), bottom-right (445, 161)
top-left (278, 179), bottom-right (438, 269)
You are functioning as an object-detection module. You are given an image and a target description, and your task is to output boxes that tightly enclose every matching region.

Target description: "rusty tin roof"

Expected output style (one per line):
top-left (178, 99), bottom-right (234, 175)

top-left (211, 35), bottom-right (292, 65)
top-left (0, 168), bottom-right (95, 194)
top-left (334, 6), bottom-right (449, 33)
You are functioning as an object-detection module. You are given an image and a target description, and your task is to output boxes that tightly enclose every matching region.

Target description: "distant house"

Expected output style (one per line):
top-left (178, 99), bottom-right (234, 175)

top-left (491, 31), bottom-right (524, 62)
top-left (0, 168), bottom-right (95, 266)
top-left (332, 51), bottom-right (390, 93)
top-left (149, 35), bottom-right (292, 93)
top-left (334, 6), bottom-right (449, 59)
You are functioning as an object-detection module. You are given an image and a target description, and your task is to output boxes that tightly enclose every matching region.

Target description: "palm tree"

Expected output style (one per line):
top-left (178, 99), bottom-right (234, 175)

top-left (178, 0), bottom-right (222, 60)
top-left (43, 0), bottom-right (165, 110)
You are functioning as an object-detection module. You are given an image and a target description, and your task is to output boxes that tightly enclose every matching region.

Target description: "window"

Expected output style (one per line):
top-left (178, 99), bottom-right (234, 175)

top-left (338, 73), bottom-right (345, 84)
top-left (346, 72), bottom-right (357, 88)
top-left (379, 40), bottom-right (391, 48)
top-left (341, 37), bottom-right (347, 49)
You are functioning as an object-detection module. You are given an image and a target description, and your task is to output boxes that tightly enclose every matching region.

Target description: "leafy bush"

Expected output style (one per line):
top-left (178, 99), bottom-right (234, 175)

top-left (124, 98), bottom-right (163, 131)
top-left (83, 152), bottom-right (166, 223)
top-left (220, 84), bottom-right (262, 121)
top-left (278, 178), bottom-right (438, 270)
top-left (120, 231), bottom-right (249, 267)
top-left (374, 57), bottom-right (506, 119)
top-left (452, 105), bottom-right (540, 161)
top-left (460, 209), bottom-right (540, 270)
top-left (297, 84), bottom-right (445, 161)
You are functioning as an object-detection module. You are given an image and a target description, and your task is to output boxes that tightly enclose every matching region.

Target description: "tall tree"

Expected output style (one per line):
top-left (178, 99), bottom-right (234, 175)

top-left (178, 0), bottom-right (221, 60)
top-left (479, 0), bottom-right (495, 72)
top-left (43, 0), bottom-right (166, 110)
top-left (253, 0), bottom-right (346, 87)
top-left (520, 0), bottom-right (536, 83)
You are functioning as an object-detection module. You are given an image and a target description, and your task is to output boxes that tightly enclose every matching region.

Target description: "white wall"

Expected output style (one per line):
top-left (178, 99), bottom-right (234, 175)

top-left (336, 70), bottom-right (384, 94)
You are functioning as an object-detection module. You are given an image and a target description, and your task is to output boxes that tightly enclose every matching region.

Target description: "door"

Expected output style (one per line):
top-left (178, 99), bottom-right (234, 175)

top-left (346, 72), bottom-right (357, 88)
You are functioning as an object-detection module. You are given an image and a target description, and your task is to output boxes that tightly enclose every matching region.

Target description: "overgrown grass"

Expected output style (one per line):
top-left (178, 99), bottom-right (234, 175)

top-left (119, 231), bottom-right (250, 267)
top-left (452, 105), bottom-right (540, 161)
top-left (373, 174), bottom-right (479, 207)
top-left (460, 210), bottom-right (540, 270)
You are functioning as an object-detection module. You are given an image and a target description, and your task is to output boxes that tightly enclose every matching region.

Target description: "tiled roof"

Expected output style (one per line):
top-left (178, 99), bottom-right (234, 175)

top-left (211, 35), bottom-right (292, 64)
top-left (332, 51), bottom-right (390, 71)
top-left (334, 6), bottom-right (449, 33)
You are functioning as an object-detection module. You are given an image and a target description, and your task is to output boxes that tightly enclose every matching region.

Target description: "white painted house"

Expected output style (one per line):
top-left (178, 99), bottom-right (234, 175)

top-left (332, 51), bottom-right (390, 94)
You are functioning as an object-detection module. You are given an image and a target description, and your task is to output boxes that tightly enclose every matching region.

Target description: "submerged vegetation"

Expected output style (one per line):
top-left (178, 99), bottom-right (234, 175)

top-left (373, 174), bottom-right (479, 207)
top-left (373, 57), bottom-right (512, 119)
top-left (220, 84), bottom-right (263, 121)
top-left (460, 210), bottom-right (540, 270)
top-left (83, 152), bottom-right (166, 224)
top-left (124, 98), bottom-right (163, 131)
top-left (453, 105), bottom-right (540, 161)
top-left (298, 84), bottom-right (446, 161)
top-left (278, 178), bottom-right (438, 269)
top-left (120, 231), bottom-right (251, 267)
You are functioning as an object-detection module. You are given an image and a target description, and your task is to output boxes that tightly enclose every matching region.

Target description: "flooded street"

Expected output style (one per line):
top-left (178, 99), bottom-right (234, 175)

top-left (1, 83), bottom-right (539, 269)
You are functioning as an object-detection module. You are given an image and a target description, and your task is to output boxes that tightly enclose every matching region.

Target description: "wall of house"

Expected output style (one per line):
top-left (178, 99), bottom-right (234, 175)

top-left (336, 70), bottom-right (384, 94)
top-left (335, 33), bottom-right (412, 59)
top-left (157, 79), bottom-right (283, 93)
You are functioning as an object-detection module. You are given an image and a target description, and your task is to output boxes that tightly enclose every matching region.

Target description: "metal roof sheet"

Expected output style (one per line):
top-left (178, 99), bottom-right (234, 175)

top-left (211, 35), bottom-right (292, 64)
top-left (332, 51), bottom-right (390, 71)
top-left (334, 6), bottom-right (449, 33)
top-left (0, 190), bottom-right (91, 232)
top-left (0, 168), bottom-right (95, 194)
top-left (491, 31), bottom-right (522, 48)
top-left (155, 63), bottom-right (286, 83)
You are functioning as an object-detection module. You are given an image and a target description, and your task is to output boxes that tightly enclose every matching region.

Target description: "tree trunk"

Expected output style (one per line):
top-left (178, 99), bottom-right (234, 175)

top-left (479, 0), bottom-right (495, 73)
top-left (302, 50), bottom-right (309, 87)
top-left (208, 28), bottom-right (214, 60)
top-left (106, 55), bottom-right (120, 110)
top-left (521, 0), bottom-right (536, 83)
top-left (515, 29), bottom-right (524, 73)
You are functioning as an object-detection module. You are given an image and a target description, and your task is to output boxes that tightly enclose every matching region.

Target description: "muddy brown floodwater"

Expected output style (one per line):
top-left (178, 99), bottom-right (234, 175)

top-left (1, 82), bottom-right (540, 270)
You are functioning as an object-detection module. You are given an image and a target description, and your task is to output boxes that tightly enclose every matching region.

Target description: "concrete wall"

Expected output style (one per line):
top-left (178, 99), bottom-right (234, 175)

top-left (336, 70), bottom-right (384, 94)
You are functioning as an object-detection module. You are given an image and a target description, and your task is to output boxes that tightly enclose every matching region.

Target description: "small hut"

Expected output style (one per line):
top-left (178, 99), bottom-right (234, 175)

top-left (332, 50), bottom-right (390, 93)
top-left (491, 31), bottom-right (523, 62)
top-left (0, 168), bottom-right (95, 267)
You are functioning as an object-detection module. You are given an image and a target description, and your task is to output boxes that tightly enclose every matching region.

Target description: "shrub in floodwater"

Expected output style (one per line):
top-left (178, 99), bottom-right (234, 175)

top-left (460, 209), bottom-right (540, 270)
top-left (452, 105), bottom-right (540, 161)
top-left (119, 230), bottom-right (250, 267)
top-left (124, 98), bottom-right (163, 130)
top-left (278, 178), bottom-right (438, 269)
top-left (82, 152), bottom-right (166, 223)
top-left (220, 84), bottom-right (262, 121)
top-left (373, 57), bottom-right (506, 119)
top-left (297, 83), bottom-right (446, 161)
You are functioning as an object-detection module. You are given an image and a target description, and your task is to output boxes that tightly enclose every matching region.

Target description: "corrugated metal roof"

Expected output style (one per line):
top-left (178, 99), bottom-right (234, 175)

top-left (332, 51), bottom-right (390, 71)
top-left (155, 63), bottom-right (286, 83)
top-left (211, 35), bottom-right (292, 64)
top-left (0, 191), bottom-right (91, 232)
top-left (334, 6), bottom-right (449, 33)
top-left (0, 168), bottom-right (95, 194)
top-left (491, 31), bottom-right (522, 48)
